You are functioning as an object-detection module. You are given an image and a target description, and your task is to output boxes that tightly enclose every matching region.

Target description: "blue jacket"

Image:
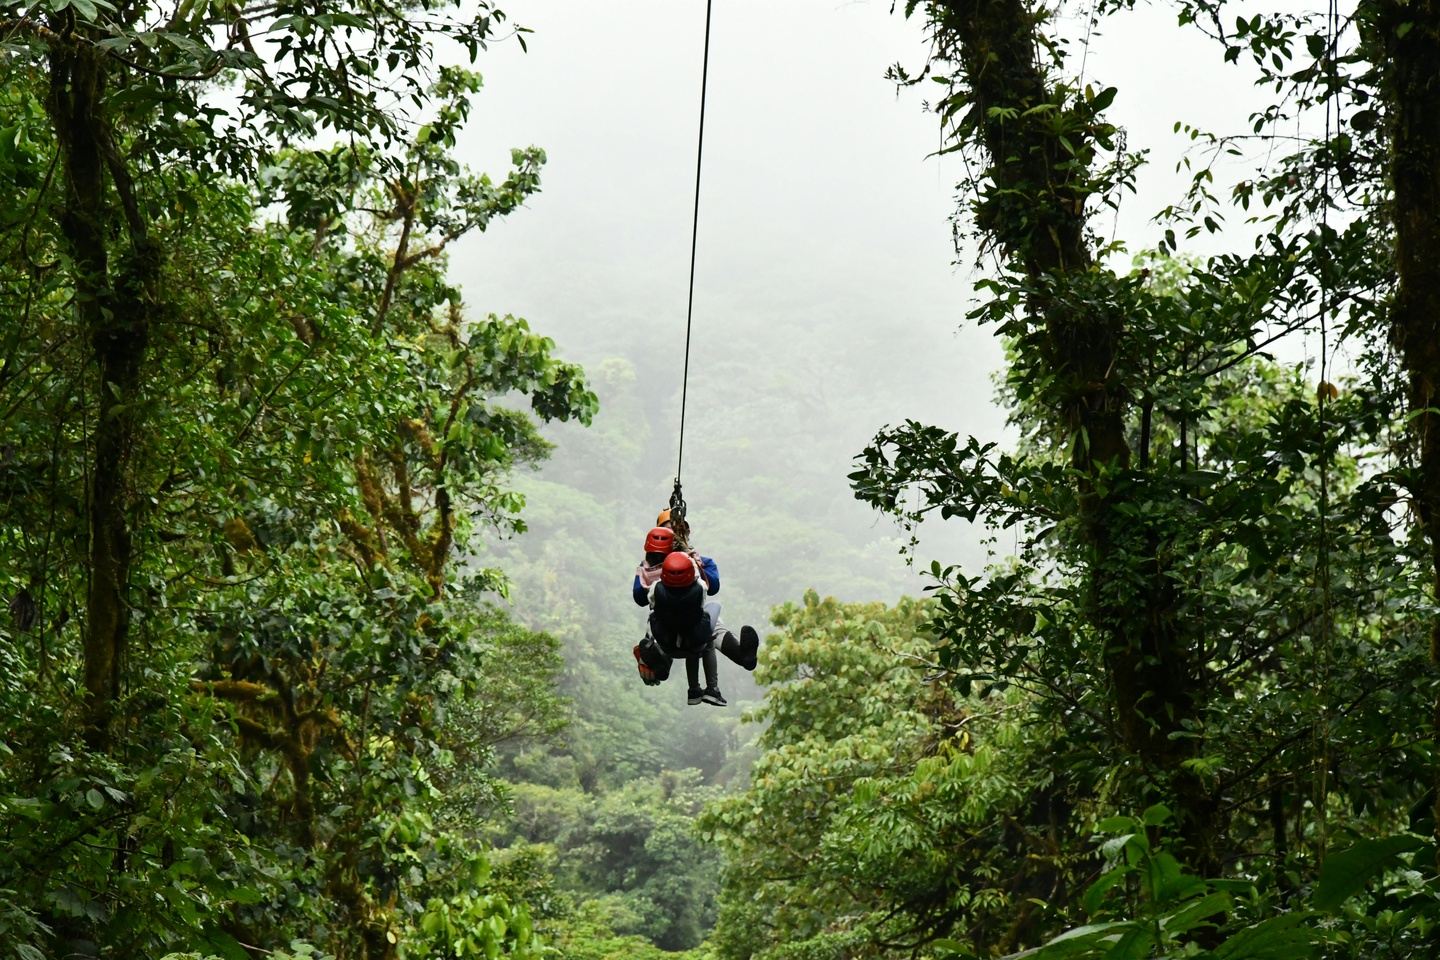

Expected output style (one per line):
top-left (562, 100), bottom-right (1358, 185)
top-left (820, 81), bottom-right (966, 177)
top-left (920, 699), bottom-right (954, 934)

top-left (633, 554), bottom-right (719, 607)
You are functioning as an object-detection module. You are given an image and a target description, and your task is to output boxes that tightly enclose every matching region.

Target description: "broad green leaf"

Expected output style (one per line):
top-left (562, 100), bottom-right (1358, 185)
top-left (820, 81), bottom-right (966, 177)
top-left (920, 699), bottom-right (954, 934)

top-left (1313, 834), bottom-right (1424, 911)
top-left (1160, 890), bottom-right (1229, 935)
top-left (1083, 866), bottom-right (1128, 916)
top-left (1103, 926), bottom-right (1154, 960)
top-left (1029, 921), bottom-right (1135, 959)
top-left (1211, 912), bottom-right (1318, 959)
top-left (1141, 803), bottom-right (1172, 826)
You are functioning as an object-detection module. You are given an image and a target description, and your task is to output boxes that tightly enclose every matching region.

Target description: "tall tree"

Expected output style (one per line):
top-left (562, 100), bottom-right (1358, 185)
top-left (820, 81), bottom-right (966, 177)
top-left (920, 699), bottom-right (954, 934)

top-left (0, 3), bottom-right (597, 956)
top-left (857, 0), bottom-right (1214, 857)
top-left (1370, 0), bottom-right (1440, 851)
top-left (851, 0), bottom-right (1432, 910)
top-left (7, 0), bottom-right (515, 739)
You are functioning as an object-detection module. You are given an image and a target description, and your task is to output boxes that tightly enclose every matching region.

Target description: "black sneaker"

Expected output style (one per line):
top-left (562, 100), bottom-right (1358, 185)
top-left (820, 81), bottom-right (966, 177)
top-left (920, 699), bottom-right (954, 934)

top-left (740, 625), bottom-right (760, 671)
top-left (687, 687), bottom-right (704, 705)
top-left (701, 687), bottom-right (727, 707)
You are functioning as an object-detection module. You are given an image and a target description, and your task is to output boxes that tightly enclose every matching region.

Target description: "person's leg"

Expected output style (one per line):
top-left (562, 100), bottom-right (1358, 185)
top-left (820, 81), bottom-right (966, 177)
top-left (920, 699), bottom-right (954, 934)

top-left (699, 643), bottom-right (725, 705)
top-left (715, 632), bottom-right (754, 671)
top-left (702, 647), bottom-right (718, 689)
top-left (704, 601), bottom-right (724, 634)
top-left (740, 625), bottom-right (759, 664)
top-left (685, 657), bottom-right (703, 704)
top-left (698, 603), bottom-right (727, 705)
top-left (706, 600), bottom-right (758, 672)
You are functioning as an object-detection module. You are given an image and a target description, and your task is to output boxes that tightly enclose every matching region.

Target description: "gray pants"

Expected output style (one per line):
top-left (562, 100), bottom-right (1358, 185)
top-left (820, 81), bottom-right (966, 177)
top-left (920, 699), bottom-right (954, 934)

top-left (684, 601), bottom-right (726, 690)
top-left (683, 601), bottom-right (748, 690)
top-left (705, 601), bottom-right (728, 643)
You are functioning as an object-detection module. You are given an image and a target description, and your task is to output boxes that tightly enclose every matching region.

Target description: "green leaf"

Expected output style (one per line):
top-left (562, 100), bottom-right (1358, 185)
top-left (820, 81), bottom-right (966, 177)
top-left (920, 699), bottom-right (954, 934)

top-left (203, 931), bottom-right (253, 960)
top-left (229, 886), bottom-right (264, 905)
top-left (4, 797), bottom-right (48, 819)
top-left (1148, 851), bottom-right (1195, 902)
top-left (1096, 815), bottom-right (1139, 833)
top-left (1083, 866), bottom-right (1127, 916)
top-left (1313, 834), bottom-right (1424, 911)
top-left (1101, 832), bottom-right (1146, 862)
top-left (1160, 890), bottom-right (1229, 935)
top-left (1029, 921), bottom-right (1134, 959)
top-left (1141, 803), bottom-right (1172, 826)
top-left (1212, 912), bottom-right (1318, 959)
top-left (1103, 926), bottom-right (1153, 960)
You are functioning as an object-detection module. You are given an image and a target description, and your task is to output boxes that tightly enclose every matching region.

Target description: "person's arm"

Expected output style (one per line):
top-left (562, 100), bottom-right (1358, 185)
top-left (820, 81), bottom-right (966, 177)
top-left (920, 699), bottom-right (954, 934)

top-left (700, 555), bottom-right (720, 596)
top-left (633, 572), bottom-right (650, 606)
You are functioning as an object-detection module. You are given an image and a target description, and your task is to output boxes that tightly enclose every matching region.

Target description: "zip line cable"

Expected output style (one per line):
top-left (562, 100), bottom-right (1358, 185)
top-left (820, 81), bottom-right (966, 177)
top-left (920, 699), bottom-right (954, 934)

top-left (669, 0), bottom-right (714, 532)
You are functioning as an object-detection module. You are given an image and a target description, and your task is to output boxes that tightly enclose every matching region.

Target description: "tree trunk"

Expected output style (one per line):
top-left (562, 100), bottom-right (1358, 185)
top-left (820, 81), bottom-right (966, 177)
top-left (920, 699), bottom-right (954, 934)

top-left (47, 38), bottom-right (151, 746)
top-left (930, 0), bottom-right (1205, 855)
top-left (1377, 0), bottom-right (1440, 859)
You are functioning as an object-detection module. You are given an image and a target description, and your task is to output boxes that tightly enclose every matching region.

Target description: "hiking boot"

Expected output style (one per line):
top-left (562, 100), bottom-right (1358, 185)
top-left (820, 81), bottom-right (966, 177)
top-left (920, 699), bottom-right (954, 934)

top-left (701, 687), bottom-right (727, 707)
top-left (687, 686), bottom-right (704, 705)
top-left (740, 625), bottom-right (760, 671)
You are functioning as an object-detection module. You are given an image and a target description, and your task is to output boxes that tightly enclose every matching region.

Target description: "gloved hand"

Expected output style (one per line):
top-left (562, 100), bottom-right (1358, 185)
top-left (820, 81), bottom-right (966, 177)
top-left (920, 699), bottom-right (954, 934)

top-left (633, 644), bottom-right (662, 685)
top-left (634, 636), bottom-right (672, 685)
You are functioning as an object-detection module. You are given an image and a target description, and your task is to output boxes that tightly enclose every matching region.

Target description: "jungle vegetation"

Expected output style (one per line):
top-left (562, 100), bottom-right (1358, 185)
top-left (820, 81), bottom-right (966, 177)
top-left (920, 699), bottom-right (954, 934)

top-left (3, 0), bottom-right (1440, 958)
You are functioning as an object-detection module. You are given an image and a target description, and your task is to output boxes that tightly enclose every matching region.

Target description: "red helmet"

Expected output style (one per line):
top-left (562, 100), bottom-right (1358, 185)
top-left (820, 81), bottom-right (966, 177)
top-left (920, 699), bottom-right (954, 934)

top-left (661, 552), bottom-right (696, 588)
top-left (644, 526), bottom-right (675, 554)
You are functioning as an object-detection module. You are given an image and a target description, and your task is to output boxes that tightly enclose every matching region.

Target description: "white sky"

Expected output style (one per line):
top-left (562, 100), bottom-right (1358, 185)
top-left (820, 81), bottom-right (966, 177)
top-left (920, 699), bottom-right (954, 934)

top-left (453, 0), bottom-right (1001, 425)
top-left (450, 0), bottom-right (1315, 398)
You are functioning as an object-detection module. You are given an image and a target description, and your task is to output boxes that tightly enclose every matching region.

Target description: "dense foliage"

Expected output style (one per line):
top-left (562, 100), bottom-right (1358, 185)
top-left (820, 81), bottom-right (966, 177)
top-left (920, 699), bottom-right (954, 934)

top-left (818, 0), bottom-right (1440, 956)
top-left (9, 0), bottom-right (1440, 958)
top-left (703, 593), bottom-right (1050, 958)
top-left (0, 1), bottom-right (595, 957)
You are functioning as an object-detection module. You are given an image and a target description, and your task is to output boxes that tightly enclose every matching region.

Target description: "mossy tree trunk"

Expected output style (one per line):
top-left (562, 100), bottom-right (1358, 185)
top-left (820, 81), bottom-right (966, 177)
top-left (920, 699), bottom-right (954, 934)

top-left (1376, 0), bottom-right (1440, 859)
top-left (930, 0), bottom-right (1207, 859)
top-left (45, 28), bottom-right (155, 747)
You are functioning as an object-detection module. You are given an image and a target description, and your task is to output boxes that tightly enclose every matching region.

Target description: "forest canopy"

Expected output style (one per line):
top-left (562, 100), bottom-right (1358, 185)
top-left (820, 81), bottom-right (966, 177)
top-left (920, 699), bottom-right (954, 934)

top-left (4, 0), bottom-right (1440, 959)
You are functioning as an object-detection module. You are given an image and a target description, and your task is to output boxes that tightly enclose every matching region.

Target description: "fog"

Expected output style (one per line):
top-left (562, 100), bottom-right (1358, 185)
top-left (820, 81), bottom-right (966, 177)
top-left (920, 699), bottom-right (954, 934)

top-left (453, 0), bottom-right (1315, 612)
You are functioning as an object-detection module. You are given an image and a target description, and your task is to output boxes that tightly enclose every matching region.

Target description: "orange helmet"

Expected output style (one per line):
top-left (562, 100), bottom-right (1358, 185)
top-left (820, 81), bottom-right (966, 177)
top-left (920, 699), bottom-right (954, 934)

top-left (661, 552), bottom-right (696, 588)
top-left (644, 526), bottom-right (675, 554)
top-left (656, 508), bottom-right (672, 527)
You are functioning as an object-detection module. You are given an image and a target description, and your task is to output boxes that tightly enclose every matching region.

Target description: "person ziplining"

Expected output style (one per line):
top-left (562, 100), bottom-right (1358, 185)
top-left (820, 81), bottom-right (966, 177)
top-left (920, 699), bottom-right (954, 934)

top-left (627, 0), bottom-right (761, 703)
top-left (631, 514), bottom-right (759, 705)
